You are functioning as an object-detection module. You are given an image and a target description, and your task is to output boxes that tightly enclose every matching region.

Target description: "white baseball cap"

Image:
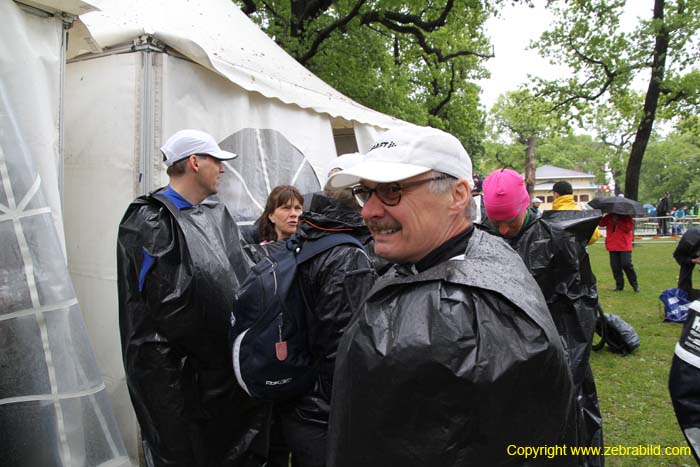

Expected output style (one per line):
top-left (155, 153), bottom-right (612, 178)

top-left (322, 152), bottom-right (365, 188)
top-left (160, 129), bottom-right (237, 167)
top-left (327, 126), bottom-right (473, 189)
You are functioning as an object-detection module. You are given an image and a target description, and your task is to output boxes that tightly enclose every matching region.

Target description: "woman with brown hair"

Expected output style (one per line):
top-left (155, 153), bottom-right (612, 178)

top-left (258, 185), bottom-right (304, 242)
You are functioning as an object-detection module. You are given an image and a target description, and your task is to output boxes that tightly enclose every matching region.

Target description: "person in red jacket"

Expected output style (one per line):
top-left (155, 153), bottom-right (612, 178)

top-left (600, 213), bottom-right (640, 292)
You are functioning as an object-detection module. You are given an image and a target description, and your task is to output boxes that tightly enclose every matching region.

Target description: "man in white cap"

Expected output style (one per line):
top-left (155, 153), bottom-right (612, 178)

top-left (325, 126), bottom-right (574, 467)
top-left (117, 129), bottom-right (268, 466)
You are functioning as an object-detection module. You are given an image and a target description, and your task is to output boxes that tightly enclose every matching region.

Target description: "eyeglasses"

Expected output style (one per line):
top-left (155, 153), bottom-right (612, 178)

top-left (351, 175), bottom-right (450, 207)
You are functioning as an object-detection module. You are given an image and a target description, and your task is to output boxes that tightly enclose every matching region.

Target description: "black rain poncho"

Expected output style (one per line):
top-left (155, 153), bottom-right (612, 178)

top-left (674, 227), bottom-right (700, 300)
top-left (488, 208), bottom-right (604, 467)
top-left (327, 228), bottom-right (574, 467)
top-left (271, 193), bottom-right (377, 465)
top-left (117, 190), bottom-right (269, 467)
top-left (669, 300), bottom-right (700, 464)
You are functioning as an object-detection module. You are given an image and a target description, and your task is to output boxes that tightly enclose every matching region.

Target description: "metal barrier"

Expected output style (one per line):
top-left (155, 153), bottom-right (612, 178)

top-left (631, 216), bottom-right (699, 237)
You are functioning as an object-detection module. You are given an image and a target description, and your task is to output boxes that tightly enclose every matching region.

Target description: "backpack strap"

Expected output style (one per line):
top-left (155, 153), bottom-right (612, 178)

top-left (291, 233), bottom-right (364, 264)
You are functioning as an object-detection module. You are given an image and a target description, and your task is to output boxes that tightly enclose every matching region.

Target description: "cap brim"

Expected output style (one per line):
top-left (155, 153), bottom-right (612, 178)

top-left (327, 160), bottom-right (431, 189)
top-left (210, 149), bottom-right (238, 161)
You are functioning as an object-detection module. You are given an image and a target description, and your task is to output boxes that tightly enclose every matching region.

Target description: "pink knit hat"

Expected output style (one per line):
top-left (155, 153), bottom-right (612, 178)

top-left (483, 169), bottom-right (531, 221)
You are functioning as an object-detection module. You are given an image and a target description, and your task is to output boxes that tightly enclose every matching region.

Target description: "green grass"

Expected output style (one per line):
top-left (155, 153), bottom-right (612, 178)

top-left (588, 240), bottom-right (695, 467)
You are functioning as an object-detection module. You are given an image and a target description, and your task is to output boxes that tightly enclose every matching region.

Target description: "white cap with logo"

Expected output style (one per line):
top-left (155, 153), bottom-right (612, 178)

top-left (327, 126), bottom-right (473, 189)
top-left (160, 129), bottom-right (237, 167)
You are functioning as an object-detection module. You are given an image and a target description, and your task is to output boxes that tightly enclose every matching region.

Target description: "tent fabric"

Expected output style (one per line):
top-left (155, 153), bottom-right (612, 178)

top-left (60, 1), bottom-right (417, 462)
top-left (4, 0), bottom-right (66, 253)
top-left (62, 50), bottom-right (359, 461)
top-left (16, 0), bottom-right (97, 15)
top-left (71, 0), bottom-right (412, 131)
top-left (2, 2), bottom-right (128, 466)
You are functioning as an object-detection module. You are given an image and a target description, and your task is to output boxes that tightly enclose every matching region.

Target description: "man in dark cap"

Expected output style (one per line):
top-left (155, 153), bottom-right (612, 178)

top-left (551, 180), bottom-right (601, 245)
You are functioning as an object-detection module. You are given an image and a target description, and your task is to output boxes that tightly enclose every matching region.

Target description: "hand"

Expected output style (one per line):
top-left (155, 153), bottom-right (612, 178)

top-left (692, 258), bottom-right (700, 264)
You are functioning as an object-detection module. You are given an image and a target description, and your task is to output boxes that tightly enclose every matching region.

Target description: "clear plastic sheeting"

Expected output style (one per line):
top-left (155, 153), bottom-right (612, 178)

top-left (1, 2), bottom-right (129, 466)
top-left (219, 128), bottom-right (321, 221)
top-left (0, 100), bottom-right (130, 467)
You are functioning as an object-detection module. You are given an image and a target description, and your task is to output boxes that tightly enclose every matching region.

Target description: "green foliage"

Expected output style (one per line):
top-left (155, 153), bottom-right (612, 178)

top-left (489, 89), bottom-right (565, 144)
top-left (234, 0), bottom-right (494, 157)
top-left (481, 133), bottom-right (610, 180)
top-left (529, 0), bottom-right (700, 198)
top-left (638, 117), bottom-right (700, 205)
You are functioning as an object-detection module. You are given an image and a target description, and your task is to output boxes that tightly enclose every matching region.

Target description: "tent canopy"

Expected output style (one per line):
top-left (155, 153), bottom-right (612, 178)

top-left (71, 0), bottom-right (410, 131)
top-left (17, 0), bottom-right (97, 15)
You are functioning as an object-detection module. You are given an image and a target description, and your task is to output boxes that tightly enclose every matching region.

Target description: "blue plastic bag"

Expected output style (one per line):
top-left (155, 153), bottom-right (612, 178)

top-left (660, 288), bottom-right (691, 322)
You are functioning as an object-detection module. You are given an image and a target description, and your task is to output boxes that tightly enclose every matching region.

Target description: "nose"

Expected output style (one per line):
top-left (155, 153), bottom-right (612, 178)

top-left (498, 224), bottom-right (510, 236)
top-left (218, 163), bottom-right (225, 174)
top-left (361, 191), bottom-right (385, 222)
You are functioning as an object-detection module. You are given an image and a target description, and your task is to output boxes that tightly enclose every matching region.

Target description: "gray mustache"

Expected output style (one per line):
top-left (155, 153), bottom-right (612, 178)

top-left (366, 221), bottom-right (401, 231)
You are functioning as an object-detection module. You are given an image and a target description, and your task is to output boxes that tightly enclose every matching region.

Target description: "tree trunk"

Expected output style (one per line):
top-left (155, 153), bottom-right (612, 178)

top-left (624, 0), bottom-right (667, 201)
top-left (524, 134), bottom-right (536, 194)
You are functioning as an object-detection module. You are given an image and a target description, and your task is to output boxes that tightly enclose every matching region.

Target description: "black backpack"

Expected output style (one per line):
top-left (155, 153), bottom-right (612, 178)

top-left (230, 233), bottom-right (363, 401)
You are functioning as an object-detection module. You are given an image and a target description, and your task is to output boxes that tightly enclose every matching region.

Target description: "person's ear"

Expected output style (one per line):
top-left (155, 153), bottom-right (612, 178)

top-left (268, 214), bottom-right (275, 224)
top-left (188, 155), bottom-right (200, 173)
top-left (450, 179), bottom-right (470, 212)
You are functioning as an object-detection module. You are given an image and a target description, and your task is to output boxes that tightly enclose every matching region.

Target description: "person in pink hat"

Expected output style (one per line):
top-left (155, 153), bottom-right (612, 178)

top-left (483, 168), bottom-right (605, 467)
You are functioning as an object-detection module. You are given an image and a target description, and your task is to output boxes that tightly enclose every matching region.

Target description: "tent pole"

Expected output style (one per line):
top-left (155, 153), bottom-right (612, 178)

top-left (136, 38), bottom-right (164, 195)
top-left (59, 17), bottom-right (73, 213)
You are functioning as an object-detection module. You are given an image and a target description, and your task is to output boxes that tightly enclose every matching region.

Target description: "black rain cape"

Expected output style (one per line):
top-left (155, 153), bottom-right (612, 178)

top-left (493, 208), bottom-right (605, 467)
top-left (117, 189), bottom-right (269, 467)
top-left (669, 300), bottom-right (700, 464)
top-left (327, 228), bottom-right (575, 467)
top-left (270, 193), bottom-right (378, 465)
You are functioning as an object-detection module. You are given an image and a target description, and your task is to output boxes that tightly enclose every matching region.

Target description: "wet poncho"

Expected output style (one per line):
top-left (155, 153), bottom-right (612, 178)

top-left (117, 189), bottom-right (269, 467)
top-left (669, 300), bottom-right (700, 464)
top-left (489, 208), bottom-right (604, 467)
top-left (272, 193), bottom-right (377, 465)
top-left (327, 228), bottom-right (574, 467)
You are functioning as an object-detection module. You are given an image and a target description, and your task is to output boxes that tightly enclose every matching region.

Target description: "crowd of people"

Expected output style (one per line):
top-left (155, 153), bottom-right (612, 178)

top-left (116, 126), bottom-right (699, 467)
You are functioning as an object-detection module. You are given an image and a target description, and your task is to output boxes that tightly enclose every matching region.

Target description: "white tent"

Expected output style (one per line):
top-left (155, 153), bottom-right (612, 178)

top-left (59, 0), bottom-right (413, 462)
top-left (2, 0), bottom-right (128, 465)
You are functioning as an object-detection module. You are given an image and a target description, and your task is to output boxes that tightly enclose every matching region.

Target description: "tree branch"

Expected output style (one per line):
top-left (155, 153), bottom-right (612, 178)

top-left (542, 35), bottom-right (618, 113)
top-left (381, 0), bottom-right (454, 31)
top-left (361, 15), bottom-right (493, 61)
top-left (297, 0), bottom-right (367, 64)
top-left (430, 63), bottom-right (456, 116)
top-left (240, 0), bottom-right (257, 15)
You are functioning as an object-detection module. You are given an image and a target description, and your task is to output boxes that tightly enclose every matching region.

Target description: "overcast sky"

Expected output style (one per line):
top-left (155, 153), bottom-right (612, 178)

top-left (478, 1), bottom-right (651, 111)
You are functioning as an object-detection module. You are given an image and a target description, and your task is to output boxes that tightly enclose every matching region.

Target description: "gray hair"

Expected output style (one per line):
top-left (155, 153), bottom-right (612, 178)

top-left (428, 171), bottom-right (472, 220)
top-left (428, 171), bottom-right (457, 193)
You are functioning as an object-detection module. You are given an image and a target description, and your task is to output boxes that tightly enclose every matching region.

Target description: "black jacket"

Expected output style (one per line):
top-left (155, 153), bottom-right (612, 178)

top-left (674, 227), bottom-right (700, 299)
top-left (117, 189), bottom-right (268, 467)
top-left (328, 228), bottom-right (574, 467)
top-left (280, 193), bottom-right (377, 424)
top-left (669, 301), bottom-right (700, 464)
top-left (485, 208), bottom-right (604, 467)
